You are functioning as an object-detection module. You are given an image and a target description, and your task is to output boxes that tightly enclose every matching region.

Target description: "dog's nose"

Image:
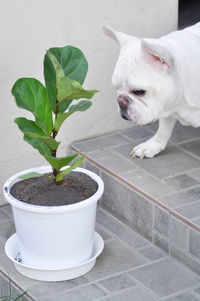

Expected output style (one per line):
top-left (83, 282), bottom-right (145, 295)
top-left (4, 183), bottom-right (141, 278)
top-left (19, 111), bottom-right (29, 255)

top-left (117, 96), bottom-right (129, 109)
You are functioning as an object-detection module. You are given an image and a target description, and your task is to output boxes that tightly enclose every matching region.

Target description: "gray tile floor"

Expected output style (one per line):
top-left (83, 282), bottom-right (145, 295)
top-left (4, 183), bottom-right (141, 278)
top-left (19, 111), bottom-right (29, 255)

top-left (73, 122), bottom-right (200, 228)
top-left (1, 205), bottom-right (200, 301)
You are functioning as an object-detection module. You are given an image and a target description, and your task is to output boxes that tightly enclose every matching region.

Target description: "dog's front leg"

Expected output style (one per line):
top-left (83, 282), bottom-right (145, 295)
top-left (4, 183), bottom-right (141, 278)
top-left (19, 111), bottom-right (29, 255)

top-left (130, 116), bottom-right (176, 158)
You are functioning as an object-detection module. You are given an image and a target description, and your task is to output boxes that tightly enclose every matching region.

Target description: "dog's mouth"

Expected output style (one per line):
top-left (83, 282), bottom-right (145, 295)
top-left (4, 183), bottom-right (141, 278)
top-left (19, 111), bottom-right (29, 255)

top-left (120, 108), bottom-right (155, 126)
top-left (120, 111), bottom-right (130, 120)
top-left (120, 107), bottom-right (139, 123)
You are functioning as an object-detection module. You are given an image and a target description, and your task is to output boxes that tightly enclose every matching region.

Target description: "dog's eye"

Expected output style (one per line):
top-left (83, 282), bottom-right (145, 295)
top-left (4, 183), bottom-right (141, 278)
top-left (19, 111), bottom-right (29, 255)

top-left (131, 90), bottom-right (146, 96)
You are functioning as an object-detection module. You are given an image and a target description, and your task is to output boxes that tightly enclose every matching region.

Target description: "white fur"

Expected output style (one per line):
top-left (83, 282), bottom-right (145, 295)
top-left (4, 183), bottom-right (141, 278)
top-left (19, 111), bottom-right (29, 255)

top-left (103, 24), bottom-right (200, 158)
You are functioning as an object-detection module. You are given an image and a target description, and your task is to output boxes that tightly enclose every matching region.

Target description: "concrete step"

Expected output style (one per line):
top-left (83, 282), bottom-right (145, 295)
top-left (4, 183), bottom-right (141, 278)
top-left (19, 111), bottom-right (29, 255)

top-left (0, 205), bottom-right (200, 300)
top-left (70, 121), bottom-right (200, 275)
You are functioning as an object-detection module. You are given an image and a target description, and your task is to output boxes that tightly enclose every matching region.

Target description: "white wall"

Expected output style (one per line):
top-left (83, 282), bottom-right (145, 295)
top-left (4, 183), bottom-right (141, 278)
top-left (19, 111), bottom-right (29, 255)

top-left (0, 0), bottom-right (178, 204)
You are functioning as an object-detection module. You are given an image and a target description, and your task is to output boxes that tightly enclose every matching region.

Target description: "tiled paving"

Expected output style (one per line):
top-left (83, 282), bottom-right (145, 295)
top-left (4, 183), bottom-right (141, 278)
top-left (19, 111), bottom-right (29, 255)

top-left (1, 204), bottom-right (200, 301)
top-left (70, 122), bottom-right (200, 273)
top-left (72, 122), bottom-right (200, 228)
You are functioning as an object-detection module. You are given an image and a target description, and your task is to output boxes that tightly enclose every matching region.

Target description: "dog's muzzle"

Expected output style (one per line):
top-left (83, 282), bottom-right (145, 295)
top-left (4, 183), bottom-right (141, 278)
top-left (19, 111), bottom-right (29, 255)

top-left (117, 95), bottom-right (131, 120)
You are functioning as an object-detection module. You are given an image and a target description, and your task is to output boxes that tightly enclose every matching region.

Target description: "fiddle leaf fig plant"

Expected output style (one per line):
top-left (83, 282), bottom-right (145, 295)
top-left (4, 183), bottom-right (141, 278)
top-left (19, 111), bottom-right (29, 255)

top-left (12, 45), bottom-right (98, 182)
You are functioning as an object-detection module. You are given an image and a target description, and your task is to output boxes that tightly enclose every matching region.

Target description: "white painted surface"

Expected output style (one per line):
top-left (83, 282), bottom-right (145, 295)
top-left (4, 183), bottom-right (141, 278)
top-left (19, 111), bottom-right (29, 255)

top-left (5, 232), bottom-right (104, 281)
top-left (4, 166), bottom-right (104, 273)
top-left (0, 0), bottom-right (178, 204)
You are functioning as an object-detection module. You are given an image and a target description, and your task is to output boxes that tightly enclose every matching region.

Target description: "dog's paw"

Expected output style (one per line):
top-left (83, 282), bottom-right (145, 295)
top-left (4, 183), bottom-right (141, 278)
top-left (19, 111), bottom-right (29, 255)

top-left (130, 139), bottom-right (165, 159)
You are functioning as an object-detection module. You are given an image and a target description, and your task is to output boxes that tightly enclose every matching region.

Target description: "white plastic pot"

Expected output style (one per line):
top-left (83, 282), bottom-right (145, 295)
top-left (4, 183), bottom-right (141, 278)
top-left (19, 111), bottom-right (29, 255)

top-left (3, 166), bottom-right (104, 270)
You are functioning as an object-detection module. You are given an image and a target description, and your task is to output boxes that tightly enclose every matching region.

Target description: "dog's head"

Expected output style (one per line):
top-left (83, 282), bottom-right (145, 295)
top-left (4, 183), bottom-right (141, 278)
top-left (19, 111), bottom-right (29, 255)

top-left (103, 26), bottom-right (177, 125)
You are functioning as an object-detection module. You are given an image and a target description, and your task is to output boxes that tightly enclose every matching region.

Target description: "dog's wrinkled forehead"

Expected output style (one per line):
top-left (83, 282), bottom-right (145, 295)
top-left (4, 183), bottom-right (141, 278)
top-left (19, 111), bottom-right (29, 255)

top-left (118, 41), bottom-right (141, 67)
top-left (112, 42), bottom-right (151, 89)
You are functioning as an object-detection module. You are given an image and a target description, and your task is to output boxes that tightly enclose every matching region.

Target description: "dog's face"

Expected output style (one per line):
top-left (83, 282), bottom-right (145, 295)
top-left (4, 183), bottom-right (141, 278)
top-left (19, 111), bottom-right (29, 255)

top-left (103, 26), bottom-right (177, 125)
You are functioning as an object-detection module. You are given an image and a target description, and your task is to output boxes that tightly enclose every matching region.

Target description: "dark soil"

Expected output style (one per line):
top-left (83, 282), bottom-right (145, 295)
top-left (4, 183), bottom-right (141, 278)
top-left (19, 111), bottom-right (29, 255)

top-left (10, 172), bottom-right (98, 206)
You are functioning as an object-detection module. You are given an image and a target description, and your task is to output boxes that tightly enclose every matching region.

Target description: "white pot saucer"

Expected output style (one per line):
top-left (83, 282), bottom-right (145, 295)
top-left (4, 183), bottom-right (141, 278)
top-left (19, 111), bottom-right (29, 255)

top-left (5, 232), bottom-right (104, 281)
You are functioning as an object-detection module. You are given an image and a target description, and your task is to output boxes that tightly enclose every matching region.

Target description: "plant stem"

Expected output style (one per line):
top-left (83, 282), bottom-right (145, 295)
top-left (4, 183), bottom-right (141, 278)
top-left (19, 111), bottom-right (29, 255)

top-left (52, 129), bottom-right (57, 139)
top-left (53, 168), bottom-right (58, 179)
top-left (51, 99), bottom-right (59, 181)
top-left (51, 99), bottom-right (59, 139)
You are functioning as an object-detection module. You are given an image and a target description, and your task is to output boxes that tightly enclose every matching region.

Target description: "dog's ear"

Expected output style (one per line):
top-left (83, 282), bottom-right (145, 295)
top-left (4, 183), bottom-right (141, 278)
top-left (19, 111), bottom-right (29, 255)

top-left (141, 39), bottom-right (174, 72)
top-left (102, 25), bottom-right (131, 46)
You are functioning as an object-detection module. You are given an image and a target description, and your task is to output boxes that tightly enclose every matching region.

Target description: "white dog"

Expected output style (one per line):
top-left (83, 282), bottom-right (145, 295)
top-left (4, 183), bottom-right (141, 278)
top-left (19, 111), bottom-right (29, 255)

top-left (103, 23), bottom-right (200, 158)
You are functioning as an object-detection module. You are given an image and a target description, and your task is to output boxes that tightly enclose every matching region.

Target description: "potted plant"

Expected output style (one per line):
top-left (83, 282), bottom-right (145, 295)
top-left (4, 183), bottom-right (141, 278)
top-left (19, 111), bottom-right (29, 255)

top-left (3, 45), bottom-right (104, 281)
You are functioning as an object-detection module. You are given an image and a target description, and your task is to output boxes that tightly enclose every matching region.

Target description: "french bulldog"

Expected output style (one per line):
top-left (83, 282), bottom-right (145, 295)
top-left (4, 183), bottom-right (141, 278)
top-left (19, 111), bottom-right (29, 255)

top-left (103, 23), bottom-right (200, 158)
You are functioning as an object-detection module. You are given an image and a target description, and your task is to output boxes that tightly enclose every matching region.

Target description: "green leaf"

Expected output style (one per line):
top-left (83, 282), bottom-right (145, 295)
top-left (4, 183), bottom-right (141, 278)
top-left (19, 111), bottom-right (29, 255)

top-left (56, 76), bottom-right (97, 113)
top-left (46, 51), bottom-right (64, 79)
top-left (44, 153), bottom-right (79, 171)
top-left (49, 46), bottom-right (88, 84)
top-left (24, 134), bottom-right (52, 157)
top-left (37, 136), bottom-right (60, 151)
top-left (59, 99), bottom-right (73, 112)
top-left (19, 172), bottom-right (42, 180)
top-left (57, 76), bottom-right (78, 102)
top-left (43, 54), bottom-right (57, 113)
top-left (25, 133), bottom-right (60, 151)
top-left (44, 45), bottom-right (88, 113)
top-left (54, 112), bottom-right (71, 132)
top-left (56, 154), bottom-right (86, 182)
top-left (55, 101), bottom-right (92, 132)
top-left (15, 117), bottom-right (46, 136)
top-left (15, 118), bottom-right (54, 160)
top-left (12, 78), bottom-right (53, 135)
top-left (43, 51), bottom-right (65, 113)
top-left (69, 100), bottom-right (92, 113)
top-left (57, 76), bottom-right (97, 104)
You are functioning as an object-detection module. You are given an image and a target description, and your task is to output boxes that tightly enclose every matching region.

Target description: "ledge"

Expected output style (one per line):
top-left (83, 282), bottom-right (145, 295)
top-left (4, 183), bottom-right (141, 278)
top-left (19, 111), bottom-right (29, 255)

top-left (70, 121), bottom-right (200, 273)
